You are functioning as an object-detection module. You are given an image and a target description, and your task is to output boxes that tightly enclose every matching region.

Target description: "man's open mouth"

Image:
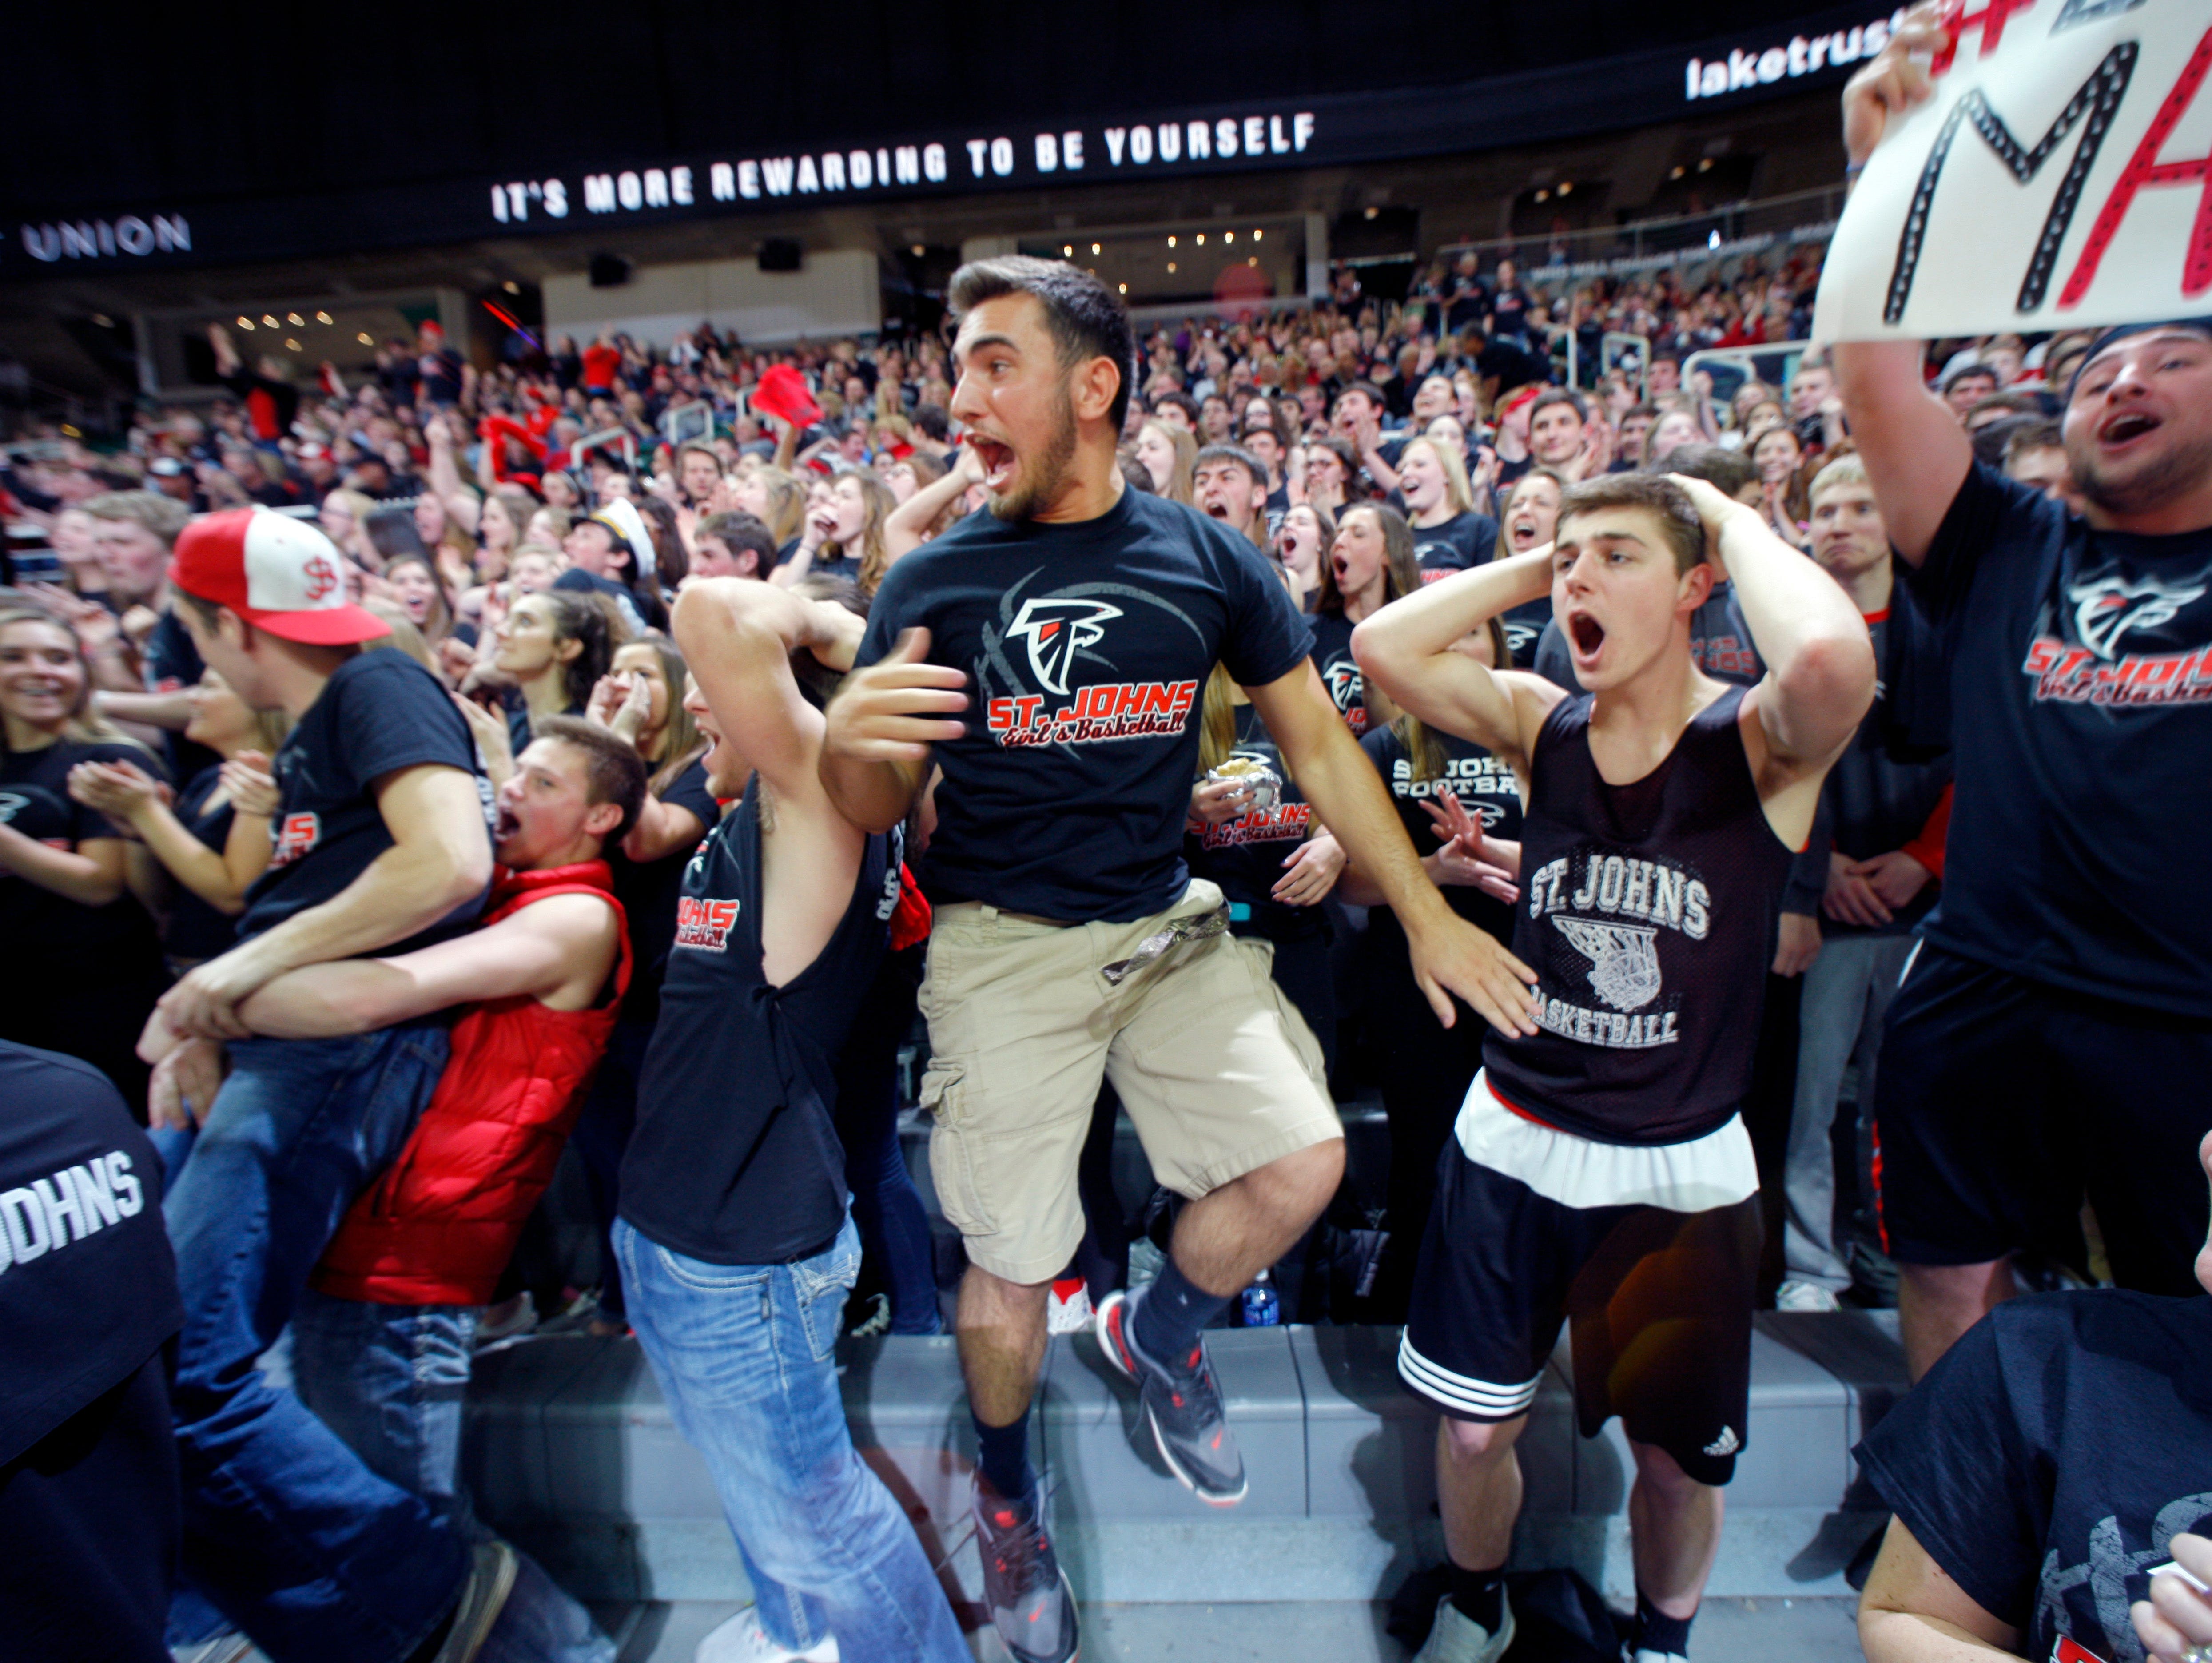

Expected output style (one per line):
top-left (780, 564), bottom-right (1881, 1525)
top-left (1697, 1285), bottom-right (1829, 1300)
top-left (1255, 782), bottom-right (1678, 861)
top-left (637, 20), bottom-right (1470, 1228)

top-left (1202, 501), bottom-right (1229, 519)
top-left (2099, 409), bottom-right (2160, 446)
top-left (1569, 611), bottom-right (1606, 657)
top-left (493, 807), bottom-right (521, 841)
top-left (970, 438), bottom-right (1017, 489)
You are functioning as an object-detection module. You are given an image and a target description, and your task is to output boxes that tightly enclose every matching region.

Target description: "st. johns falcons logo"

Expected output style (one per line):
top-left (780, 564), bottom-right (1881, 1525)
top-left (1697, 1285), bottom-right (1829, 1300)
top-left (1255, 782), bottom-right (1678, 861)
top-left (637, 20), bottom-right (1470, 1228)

top-left (0, 790), bottom-right (27, 826)
top-left (1552, 917), bottom-right (1663, 1011)
top-left (1006, 597), bottom-right (1123, 696)
top-left (1322, 659), bottom-right (1363, 709)
top-left (2070, 574), bottom-right (2207, 660)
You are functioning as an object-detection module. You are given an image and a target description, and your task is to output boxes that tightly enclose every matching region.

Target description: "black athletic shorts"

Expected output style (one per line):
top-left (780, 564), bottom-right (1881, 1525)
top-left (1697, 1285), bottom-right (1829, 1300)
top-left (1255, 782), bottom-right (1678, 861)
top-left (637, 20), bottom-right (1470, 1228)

top-left (1397, 1100), bottom-right (1761, 1488)
top-left (1871, 943), bottom-right (2212, 1295)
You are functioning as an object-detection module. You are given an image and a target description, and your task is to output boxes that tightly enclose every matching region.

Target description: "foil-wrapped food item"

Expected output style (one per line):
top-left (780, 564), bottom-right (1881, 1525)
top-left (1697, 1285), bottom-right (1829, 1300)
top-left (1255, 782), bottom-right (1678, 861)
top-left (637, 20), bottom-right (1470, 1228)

top-left (1207, 755), bottom-right (1281, 814)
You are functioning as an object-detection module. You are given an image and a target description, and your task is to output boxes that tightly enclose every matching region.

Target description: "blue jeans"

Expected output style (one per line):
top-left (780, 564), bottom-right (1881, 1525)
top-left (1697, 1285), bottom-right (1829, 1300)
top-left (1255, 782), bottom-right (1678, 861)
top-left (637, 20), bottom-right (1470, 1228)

top-left (164, 1023), bottom-right (469, 1663)
top-left (616, 1215), bottom-right (970, 1663)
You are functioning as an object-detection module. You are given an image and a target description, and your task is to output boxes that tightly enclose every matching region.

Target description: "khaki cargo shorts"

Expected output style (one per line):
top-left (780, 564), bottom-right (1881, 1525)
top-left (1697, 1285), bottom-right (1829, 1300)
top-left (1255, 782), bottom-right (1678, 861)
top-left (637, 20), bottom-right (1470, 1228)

top-left (916, 879), bottom-right (1342, 1285)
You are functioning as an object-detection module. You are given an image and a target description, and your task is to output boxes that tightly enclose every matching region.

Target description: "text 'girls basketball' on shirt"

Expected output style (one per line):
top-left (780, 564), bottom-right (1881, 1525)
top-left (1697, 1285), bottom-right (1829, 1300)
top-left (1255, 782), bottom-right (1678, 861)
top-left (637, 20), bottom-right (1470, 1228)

top-left (619, 779), bottom-right (899, 1267)
top-left (857, 487), bottom-right (1310, 923)
top-left (240, 649), bottom-right (486, 954)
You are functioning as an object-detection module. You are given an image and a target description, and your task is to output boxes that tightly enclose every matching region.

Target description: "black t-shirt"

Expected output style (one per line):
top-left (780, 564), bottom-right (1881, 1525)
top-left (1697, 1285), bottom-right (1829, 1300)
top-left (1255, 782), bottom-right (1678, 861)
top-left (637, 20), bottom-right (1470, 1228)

top-left (0, 1040), bottom-right (180, 1468)
top-left (1410, 512), bottom-right (1501, 585)
top-left (620, 781), bottom-right (897, 1264)
top-left (1306, 610), bottom-right (1371, 737)
top-left (239, 651), bottom-right (486, 955)
top-left (143, 604), bottom-right (218, 784)
top-left (1857, 1290), bottom-right (2212, 1663)
top-left (1904, 462), bottom-right (2212, 1014)
top-left (858, 485), bottom-right (1312, 923)
top-left (607, 755), bottom-right (719, 1026)
top-left (0, 740), bottom-right (167, 975)
top-left (1361, 721), bottom-right (1524, 945)
top-left (1184, 703), bottom-right (1326, 943)
top-left (165, 765), bottom-right (241, 963)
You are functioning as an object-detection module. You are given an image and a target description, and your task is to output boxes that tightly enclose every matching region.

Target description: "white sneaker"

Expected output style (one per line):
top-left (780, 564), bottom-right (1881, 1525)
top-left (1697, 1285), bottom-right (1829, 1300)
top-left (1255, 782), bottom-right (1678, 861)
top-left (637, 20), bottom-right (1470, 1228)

top-left (1632, 1651), bottom-right (1691, 1663)
top-left (1045, 1277), bottom-right (1094, 1335)
top-left (1775, 1279), bottom-right (1842, 1313)
top-left (432, 1540), bottom-right (519, 1663)
top-left (694, 1607), bottom-right (839, 1663)
top-left (169, 1638), bottom-right (267, 1663)
top-left (1412, 1593), bottom-right (1515, 1663)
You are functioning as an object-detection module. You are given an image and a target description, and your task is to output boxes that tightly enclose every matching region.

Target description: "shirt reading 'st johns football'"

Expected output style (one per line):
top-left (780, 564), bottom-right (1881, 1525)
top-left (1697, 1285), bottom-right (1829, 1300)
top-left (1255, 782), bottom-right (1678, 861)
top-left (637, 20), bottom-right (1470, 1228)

top-left (859, 488), bottom-right (1311, 923)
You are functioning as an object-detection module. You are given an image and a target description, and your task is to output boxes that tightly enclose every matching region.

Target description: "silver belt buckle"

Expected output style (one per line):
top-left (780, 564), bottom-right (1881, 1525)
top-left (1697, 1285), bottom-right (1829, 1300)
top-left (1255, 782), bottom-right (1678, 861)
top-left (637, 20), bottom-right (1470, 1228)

top-left (1100, 910), bottom-right (1229, 987)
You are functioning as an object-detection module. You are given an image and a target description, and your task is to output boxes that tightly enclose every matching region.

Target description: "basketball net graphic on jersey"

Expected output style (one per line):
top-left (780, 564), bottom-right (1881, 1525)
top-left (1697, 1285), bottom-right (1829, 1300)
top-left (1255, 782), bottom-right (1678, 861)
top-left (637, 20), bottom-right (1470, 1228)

top-left (1006, 597), bottom-right (1124, 695)
top-left (1551, 916), bottom-right (1663, 1011)
top-left (2070, 574), bottom-right (2207, 660)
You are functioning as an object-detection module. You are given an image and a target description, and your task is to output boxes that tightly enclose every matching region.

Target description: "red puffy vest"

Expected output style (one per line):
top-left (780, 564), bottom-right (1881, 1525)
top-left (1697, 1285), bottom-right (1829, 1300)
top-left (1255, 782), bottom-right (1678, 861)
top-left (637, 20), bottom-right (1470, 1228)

top-left (311, 860), bottom-right (631, 1306)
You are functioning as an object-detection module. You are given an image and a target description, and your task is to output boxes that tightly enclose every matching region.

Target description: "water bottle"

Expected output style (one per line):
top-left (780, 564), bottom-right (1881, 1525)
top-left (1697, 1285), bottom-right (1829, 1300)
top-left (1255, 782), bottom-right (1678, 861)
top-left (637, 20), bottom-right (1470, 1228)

top-left (1240, 1269), bottom-right (1281, 1327)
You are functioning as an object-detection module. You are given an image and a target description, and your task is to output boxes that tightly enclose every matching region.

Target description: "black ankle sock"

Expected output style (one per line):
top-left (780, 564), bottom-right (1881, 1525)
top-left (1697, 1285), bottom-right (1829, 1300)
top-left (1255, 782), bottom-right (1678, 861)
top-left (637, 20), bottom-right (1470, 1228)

top-left (1633, 1591), bottom-right (1695, 1658)
top-left (1446, 1562), bottom-right (1505, 1634)
top-left (974, 1406), bottom-right (1036, 1508)
top-left (1131, 1259), bottom-right (1232, 1373)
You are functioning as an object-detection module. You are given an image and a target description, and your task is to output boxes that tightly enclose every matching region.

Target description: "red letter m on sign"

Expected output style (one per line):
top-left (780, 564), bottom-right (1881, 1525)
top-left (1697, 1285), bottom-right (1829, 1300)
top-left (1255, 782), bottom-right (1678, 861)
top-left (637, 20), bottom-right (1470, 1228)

top-left (2061, 24), bottom-right (2212, 306)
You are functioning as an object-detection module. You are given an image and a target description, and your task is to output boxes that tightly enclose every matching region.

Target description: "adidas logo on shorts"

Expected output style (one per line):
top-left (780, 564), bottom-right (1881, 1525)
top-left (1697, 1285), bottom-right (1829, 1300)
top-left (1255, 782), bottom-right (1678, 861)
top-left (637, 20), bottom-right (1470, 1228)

top-left (1703, 1426), bottom-right (1740, 1458)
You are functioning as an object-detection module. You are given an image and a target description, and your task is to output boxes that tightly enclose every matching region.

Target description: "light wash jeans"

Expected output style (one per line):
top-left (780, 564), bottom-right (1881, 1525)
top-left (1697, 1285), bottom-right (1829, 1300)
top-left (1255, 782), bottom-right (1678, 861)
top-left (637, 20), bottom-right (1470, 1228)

top-left (1784, 935), bottom-right (1917, 1290)
top-left (615, 1213), bottom-right (970, 1663)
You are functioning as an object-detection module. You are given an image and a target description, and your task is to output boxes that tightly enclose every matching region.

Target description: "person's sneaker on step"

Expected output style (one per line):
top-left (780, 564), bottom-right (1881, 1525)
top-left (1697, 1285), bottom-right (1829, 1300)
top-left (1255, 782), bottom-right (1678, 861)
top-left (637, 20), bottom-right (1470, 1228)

top-left (1412, 1590), bottom-right (1516, 1663)
top-left (971, 1477), bottom-right (1079, 1663)
top-left (692, 1605), bottom-right (839, 1662)
top-left (1095, 1283), bottom-right (1248, 1505)
top-left (427, 1539), bottom-right (519, 1663)
top-left (1774, 1278), bottom-right (1842, 1313)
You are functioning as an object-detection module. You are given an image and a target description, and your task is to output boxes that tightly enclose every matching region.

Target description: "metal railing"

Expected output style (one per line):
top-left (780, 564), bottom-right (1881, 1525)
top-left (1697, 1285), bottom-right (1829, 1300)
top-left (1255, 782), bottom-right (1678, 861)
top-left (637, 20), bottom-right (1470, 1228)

top-left (1431, 185), bottom-right (1846, 286)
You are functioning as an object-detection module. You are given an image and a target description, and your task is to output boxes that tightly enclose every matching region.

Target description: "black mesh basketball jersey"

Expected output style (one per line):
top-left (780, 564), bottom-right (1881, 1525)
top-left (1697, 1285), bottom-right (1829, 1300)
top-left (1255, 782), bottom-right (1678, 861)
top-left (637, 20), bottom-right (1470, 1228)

top-left (1484, 686), bottom-right (1794, 1146)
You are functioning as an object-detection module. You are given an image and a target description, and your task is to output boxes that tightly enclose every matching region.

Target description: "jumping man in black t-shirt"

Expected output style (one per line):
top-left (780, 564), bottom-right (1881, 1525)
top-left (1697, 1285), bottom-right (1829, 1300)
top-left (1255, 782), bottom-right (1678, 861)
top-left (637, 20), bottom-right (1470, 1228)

top-left (1837, 13), bottom-right (2212, 1382)
top-left (821, 257), bottom-right (1536, 1663)
top-left (141, 510), bottom-right (529, 1662)
top-left (1357, 473), bottom-right (1873, 1663)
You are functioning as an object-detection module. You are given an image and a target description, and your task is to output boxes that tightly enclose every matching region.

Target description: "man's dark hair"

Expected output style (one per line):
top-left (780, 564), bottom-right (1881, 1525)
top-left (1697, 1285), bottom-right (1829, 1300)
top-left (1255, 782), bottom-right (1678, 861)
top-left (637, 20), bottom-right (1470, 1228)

top-left (912, 403), bottom-right (951, 442)
top-left (1118, 453), bottom-right (1157, 494)
top-left (1621, 402), bottom-right (1659, 425)
top-left (1647, 441), bottom-right (1755, 498)
top-left (2002, 417), bottom-right (2064, 470)
top-left (1193, 443), bottom-right (1266, 489)
top-left (786, 575), bottom-right (867, 710)
top-left (1965, 390), bottom-right (2047, 423)
top-left (1529, 388), bottom-right (1590, 425)
top-left (1341, 381), bottom-right (1389, 414)
top-left (1973, 412), bottom-right (2049, 470)
top-left (529, 714), bottom-right (649, 846)
top-left (1154, 389), bottom-right (1201, 428)
top-left (1941, 362), bottom-right (2001, 395)
top-left (1557, 474), bottom-right (1707, 576)
top-left (697, 510), bottom-right (776, 571)
top-left (947, 255), bottom-right (1136, 431)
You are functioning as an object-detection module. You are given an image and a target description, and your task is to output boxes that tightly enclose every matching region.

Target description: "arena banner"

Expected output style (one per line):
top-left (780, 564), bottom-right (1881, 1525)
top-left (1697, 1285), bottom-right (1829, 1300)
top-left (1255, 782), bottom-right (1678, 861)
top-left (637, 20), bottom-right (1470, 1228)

top-left (5, 6), bottom-right (1891, 278)
top-left (1814, 0), bottom-right (2212, 343)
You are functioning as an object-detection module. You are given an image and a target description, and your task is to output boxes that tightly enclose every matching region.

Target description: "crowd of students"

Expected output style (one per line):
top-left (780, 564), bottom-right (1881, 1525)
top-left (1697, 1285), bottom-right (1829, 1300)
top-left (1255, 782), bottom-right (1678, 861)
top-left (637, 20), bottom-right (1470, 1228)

top-left (2, 20), bottom-right (2209, 1663)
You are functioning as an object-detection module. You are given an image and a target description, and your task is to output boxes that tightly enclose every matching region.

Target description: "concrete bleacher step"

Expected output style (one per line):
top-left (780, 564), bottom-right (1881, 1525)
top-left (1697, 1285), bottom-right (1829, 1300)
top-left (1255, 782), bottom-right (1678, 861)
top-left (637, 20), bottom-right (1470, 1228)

top-left (465, 1310), bottom-right (1905, 1609)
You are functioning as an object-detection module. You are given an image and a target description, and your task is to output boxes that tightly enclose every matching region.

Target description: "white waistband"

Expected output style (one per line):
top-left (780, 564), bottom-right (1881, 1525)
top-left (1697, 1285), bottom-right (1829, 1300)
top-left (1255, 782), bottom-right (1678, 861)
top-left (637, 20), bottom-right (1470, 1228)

top-left (1453, 1070), bottom-right (1759, 1213)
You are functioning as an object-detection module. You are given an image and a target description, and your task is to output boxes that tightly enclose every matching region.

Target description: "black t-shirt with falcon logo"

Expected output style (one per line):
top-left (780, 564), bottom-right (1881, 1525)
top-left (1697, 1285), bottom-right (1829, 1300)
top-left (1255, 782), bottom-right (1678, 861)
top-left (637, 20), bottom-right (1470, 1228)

top-left (1409, 510), bottom-right (1500, 584)
top-left (238, 650), bottom-right (486, 955)
top-left (1905, 463), bottom-right (2212, 1015)
top-left (1305, 610), bottom-right (1369, 736)
top-left (860, 485), bottom-right (1312, 923)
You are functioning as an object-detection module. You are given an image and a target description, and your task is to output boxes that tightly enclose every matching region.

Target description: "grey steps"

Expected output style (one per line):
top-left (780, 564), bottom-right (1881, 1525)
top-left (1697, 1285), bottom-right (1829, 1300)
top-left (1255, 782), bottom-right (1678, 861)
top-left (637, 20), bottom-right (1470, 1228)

top-left (465, 1311), bottom-right (1904, 1606)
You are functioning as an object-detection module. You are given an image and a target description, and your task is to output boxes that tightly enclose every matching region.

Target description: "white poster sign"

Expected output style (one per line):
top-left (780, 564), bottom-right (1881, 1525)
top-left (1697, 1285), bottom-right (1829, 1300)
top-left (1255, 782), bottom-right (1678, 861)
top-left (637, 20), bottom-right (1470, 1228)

top-left (1813, 0), bottom-right (2212, 343)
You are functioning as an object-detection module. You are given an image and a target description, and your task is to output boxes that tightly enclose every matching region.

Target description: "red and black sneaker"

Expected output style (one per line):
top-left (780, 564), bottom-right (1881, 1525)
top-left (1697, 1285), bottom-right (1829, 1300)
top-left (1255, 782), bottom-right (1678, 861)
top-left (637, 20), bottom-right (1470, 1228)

top-left (1094, 1287), bottom-right (1249, 1506)
top-left (971, 1479), bottom-right (1079, 1663)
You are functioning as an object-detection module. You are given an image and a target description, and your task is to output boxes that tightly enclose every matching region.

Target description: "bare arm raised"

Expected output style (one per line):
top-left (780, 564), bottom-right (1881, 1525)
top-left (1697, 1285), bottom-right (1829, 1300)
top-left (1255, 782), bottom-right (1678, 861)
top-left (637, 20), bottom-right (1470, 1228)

top-left (1830, 3), bottom-right (1973, 563)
